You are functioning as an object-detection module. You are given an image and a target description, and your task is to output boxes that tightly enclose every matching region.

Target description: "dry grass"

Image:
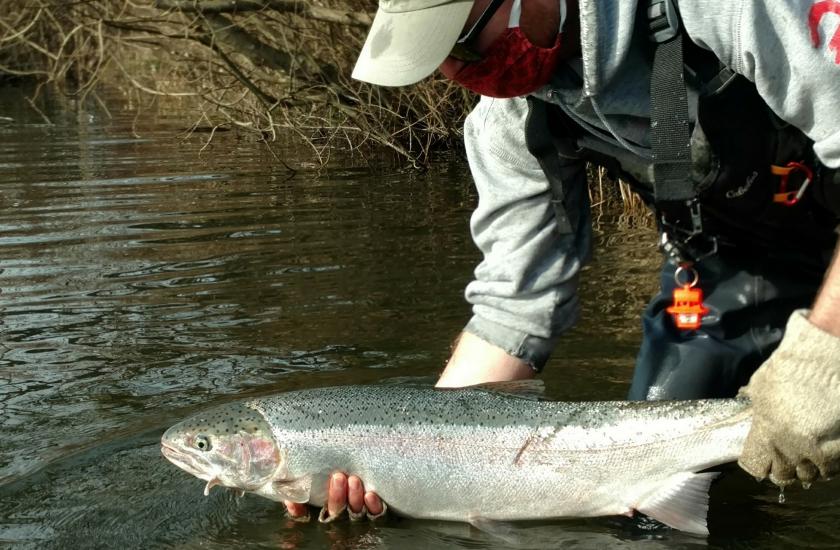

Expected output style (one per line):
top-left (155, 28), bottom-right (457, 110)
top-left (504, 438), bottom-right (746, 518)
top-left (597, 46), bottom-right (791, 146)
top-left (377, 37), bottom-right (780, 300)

top-left (588, 165), bottom-right (654, 228)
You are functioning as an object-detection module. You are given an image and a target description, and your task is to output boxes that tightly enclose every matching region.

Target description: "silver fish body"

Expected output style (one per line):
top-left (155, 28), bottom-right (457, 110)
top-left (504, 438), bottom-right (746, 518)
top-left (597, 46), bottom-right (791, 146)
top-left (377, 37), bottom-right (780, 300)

top-left (161, 384), bottom-right (751, 535)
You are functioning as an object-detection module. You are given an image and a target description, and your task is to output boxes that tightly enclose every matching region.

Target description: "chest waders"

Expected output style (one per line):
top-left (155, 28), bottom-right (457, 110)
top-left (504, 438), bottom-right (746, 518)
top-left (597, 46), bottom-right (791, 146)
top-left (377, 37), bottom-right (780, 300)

top-left (526, 0), bottom-right (840, 400)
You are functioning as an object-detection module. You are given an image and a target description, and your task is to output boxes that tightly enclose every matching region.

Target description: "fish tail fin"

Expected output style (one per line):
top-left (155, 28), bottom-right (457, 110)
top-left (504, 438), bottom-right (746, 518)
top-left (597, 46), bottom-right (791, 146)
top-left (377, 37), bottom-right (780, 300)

top-left (635, 471), bottom-right (719, 536)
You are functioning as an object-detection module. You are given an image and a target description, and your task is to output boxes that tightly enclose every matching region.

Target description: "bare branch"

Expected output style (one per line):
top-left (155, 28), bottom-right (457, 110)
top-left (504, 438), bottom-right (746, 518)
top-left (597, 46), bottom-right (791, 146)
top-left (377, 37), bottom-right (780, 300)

top-left (154, 0), bottom-right (373, 27)
top-left (0, 8), bottom-right (42, 43)
top-left (213, 44), bottom-right (278, 106)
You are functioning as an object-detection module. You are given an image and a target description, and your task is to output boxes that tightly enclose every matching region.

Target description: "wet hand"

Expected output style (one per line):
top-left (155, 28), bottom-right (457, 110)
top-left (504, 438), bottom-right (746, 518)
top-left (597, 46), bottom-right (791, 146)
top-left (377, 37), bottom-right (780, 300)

top-left (738, 310), bottom-right (840, 486)
top-left (284, 473), bottom-right (385, 521)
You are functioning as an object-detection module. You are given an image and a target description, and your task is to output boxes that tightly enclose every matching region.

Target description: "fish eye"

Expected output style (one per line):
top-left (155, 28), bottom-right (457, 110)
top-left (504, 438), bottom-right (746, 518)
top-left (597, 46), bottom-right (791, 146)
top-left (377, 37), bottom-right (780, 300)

top-left (195, 434), bottom-right (212, 451)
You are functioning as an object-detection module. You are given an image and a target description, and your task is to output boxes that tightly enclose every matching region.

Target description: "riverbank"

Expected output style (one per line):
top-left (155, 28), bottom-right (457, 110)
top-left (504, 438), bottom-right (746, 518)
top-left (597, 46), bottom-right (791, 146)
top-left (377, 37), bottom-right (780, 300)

top-left (0, 0), bottom-right (473, 165)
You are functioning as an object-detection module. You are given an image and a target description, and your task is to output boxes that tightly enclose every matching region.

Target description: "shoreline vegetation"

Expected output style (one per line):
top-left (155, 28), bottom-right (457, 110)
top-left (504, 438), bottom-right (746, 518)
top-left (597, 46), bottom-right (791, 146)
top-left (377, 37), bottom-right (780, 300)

top-left (0, 0), bottom-right (472, 166)
top-left (0, 0), bottom-right (651, 217)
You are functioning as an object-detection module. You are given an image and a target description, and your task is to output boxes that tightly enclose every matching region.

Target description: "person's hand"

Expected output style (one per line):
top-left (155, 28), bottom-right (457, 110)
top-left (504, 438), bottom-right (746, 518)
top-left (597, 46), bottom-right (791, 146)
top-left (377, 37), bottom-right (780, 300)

top-left (284, 473), bottom-right (385, 522)
top-left (738, 309), bottom-right (840, 486)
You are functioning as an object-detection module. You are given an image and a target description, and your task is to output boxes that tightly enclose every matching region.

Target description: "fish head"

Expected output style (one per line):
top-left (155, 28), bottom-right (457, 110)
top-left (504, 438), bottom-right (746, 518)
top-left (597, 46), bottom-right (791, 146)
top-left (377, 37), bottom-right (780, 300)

top-left (161, 402), bottom-right (282, 495)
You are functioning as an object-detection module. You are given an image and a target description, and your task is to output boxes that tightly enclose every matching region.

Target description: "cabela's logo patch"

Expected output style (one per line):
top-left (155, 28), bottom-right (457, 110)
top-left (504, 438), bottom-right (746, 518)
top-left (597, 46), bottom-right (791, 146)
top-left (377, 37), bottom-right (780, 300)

top-left (725, 171), bottom-right (759, 199)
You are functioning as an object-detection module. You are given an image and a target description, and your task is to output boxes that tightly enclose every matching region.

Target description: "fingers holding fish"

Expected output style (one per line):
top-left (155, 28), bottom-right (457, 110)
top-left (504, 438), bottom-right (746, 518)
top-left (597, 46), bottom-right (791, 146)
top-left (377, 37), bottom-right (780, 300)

top-left (347, 475), bottom-right (386, 519)
top-left (365, 488), bottom-right (384, 517)
top-left (324, 473), bottom-right (385, 521)
top-left (328, 472), bottom-right (348, 519)
top-left (284, 501), bottom-right (310, 521)
top-left (286, 472), bottom-right (385, 523)
top-left (347, 475), bottom-right (365, 515)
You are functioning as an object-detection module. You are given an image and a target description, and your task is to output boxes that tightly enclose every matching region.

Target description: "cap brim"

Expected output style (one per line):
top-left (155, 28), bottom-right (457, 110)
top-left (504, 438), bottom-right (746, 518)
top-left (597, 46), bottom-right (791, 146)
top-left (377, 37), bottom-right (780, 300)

top-left (352, 1), bottom-right (473, 86)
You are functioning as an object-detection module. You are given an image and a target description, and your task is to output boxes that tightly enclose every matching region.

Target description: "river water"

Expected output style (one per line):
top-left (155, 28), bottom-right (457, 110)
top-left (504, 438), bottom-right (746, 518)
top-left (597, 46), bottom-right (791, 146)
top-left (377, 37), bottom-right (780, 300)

top-left (0, 86), bottom-right (838, 549)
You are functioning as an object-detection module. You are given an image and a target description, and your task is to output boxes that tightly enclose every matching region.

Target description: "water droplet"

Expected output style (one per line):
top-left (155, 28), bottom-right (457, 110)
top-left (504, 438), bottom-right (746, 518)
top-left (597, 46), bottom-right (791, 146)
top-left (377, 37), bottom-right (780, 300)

top-left (778, 487), bottom-right (786, 504)
top-left (754, 476), bottom-right (763, 483)
top-left (802, 481), bottom-right (812, 490)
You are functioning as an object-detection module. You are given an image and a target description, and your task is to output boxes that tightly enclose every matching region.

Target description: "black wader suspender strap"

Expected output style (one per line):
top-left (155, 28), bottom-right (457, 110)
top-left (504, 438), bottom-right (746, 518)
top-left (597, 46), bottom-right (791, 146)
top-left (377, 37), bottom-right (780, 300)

top-left (648, 0), bottom-right (713, 261)
top-left (525, 96), bottom-right (581, 236)
top-left (648, 0), bottom-right (693, 203)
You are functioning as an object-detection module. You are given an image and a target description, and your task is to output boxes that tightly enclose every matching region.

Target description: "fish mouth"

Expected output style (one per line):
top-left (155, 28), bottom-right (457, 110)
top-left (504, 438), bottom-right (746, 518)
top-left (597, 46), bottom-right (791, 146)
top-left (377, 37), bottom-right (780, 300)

top-left (161, 443), bottom-right (227, 496)
top-left (161, 443), bottom-right (207, 479)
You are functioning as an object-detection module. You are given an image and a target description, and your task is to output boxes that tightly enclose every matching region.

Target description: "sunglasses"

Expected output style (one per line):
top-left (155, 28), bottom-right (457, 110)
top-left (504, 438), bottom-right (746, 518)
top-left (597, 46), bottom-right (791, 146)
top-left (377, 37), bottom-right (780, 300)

top-left (448, 0), bottom-right (507, 62)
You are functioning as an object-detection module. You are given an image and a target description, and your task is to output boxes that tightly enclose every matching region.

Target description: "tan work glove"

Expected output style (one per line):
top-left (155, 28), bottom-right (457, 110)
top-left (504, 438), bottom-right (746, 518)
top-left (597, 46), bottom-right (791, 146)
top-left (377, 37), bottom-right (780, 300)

top-left (738, 309), bottom-right (840, 486)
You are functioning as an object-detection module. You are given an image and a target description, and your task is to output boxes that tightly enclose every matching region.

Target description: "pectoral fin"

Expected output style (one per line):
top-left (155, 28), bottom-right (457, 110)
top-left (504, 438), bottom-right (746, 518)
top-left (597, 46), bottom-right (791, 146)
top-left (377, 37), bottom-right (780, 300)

top-left (272, 476), bottom-right (313, 504)
top-left (635, 472), bottom-right (719, 536)
top-left (468, 517), bottom-right (521, 545)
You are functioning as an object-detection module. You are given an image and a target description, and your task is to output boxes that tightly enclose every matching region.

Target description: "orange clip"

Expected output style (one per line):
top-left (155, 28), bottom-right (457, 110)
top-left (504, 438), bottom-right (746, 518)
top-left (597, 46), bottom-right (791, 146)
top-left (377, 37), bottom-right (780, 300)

top-left (772, 161), bottom-right (813, 206)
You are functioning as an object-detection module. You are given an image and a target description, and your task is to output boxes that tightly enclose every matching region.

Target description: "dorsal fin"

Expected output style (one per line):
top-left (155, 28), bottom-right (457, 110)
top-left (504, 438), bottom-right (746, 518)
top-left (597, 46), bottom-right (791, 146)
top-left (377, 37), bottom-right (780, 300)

top-left (470, 379), bottom-right (546, 400)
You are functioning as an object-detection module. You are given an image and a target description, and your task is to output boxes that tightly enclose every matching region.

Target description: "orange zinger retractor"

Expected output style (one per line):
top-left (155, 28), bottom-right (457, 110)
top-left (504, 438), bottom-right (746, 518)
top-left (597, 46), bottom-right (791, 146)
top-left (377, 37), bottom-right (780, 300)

top-left (772, 161), bottom-right (813, 206)
top-left (666, 264), bottom-right (709, 330)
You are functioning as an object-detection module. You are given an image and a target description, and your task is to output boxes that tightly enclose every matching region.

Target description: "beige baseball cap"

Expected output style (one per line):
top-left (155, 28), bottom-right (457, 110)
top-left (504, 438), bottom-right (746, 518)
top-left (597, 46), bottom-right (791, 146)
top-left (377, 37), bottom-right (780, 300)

top-left (352, 0), bottom-right (474, 86)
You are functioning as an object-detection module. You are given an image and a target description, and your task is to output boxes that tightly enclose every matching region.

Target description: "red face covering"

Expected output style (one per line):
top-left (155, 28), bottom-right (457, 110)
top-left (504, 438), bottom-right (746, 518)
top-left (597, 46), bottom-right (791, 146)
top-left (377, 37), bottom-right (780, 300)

top-left (451, 10), bottom-right (571, 98)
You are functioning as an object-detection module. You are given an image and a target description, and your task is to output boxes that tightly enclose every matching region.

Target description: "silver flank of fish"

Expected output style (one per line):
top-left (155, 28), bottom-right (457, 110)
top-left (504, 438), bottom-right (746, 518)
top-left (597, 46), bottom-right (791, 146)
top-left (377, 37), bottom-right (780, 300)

top-left (162, 384), bottom-right (752, 535)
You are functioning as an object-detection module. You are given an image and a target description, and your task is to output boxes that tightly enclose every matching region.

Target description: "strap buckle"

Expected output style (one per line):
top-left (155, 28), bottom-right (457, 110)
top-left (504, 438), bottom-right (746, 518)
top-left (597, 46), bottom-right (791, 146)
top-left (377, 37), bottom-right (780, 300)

top-left (648, 0), bottom-right (680, 43)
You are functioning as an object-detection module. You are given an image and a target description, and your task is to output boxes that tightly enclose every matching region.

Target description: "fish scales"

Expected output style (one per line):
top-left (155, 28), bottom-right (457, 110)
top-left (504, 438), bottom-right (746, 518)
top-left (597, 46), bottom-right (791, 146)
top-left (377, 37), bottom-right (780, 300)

top-left (250, 386), bottom-right (747, 514)
top-left (161, 383), bottom-right (752, 535)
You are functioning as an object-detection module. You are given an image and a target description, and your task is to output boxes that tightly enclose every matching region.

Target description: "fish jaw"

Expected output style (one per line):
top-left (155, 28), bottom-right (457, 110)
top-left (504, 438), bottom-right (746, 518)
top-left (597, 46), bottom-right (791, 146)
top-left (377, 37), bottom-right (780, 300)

top-left (160, 440), bottom-right (215, 479)
top-left (161, 402), bottom-right (284, 496)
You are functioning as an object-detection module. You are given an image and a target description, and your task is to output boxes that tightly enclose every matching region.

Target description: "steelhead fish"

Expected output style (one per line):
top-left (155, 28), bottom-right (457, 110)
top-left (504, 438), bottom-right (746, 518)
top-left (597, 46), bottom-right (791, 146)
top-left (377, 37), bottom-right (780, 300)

top-left (160, 381), bottom-right (751, 535)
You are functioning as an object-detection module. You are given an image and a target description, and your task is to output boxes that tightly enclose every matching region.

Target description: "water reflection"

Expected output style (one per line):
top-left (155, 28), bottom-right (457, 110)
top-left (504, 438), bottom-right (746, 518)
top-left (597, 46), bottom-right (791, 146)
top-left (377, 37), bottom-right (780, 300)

top-left (0, 86), bottom-right (837, 549)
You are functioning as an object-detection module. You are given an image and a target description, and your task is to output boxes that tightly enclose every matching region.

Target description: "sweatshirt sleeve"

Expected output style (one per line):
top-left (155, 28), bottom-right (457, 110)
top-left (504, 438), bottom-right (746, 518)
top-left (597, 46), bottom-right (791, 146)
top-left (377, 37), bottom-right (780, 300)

top-left (462, 95), bottom-right (592, 370)
top-left (679, 0), bottom-right (840, 168)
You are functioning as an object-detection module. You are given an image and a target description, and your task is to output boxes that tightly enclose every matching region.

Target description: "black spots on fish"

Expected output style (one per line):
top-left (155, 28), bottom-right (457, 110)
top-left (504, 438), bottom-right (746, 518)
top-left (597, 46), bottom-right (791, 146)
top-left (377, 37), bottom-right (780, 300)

top-left (178, 402), bottom-right (272, 441)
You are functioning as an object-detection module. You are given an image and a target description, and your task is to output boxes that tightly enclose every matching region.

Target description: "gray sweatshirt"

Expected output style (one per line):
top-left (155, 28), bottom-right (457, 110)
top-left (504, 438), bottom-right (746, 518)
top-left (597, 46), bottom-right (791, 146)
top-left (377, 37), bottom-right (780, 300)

top-left (461, 0), bottom-right (840, 368)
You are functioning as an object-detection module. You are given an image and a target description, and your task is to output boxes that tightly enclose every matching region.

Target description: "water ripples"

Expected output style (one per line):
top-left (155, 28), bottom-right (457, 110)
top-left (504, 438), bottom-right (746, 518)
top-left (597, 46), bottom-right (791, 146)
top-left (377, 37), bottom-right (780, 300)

top-left (0, 88), bottom-right (475, 503)
top-left (3, 87), bottom-right (838, 549)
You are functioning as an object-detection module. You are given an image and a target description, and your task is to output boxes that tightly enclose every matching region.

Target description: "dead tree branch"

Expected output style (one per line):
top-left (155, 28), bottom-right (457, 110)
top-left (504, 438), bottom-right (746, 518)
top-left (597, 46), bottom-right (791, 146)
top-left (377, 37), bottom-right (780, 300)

top-left (154, 0), bottom-right (373, 27)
